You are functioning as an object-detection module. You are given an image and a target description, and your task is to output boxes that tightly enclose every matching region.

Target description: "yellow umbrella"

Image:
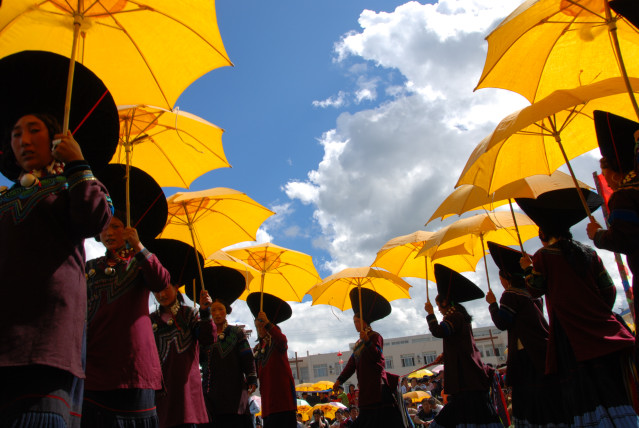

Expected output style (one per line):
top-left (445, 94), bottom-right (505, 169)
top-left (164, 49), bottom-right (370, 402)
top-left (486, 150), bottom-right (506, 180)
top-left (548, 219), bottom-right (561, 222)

top-left (403, 390), bottom-right (431, 403)
top-left (458, 77), bottom-right (639, 220)
top-left (407, 368), bottom-right (434, 379)
top-left (226, 243), bottom-right (321, 308)
top-left (304, 403), bottom-right (346, 420)
top-left (475, 0), bottom-right (639, 118)
top-left (428, 171), bottom-right (592, 252)
top-left (312, 380), bottom-right (335, 391)
top-left (114, 105), bottom-right (230, 189)
top-left (0, 0), bottom-right (232, 113)
top-left (372, 231), bottom-right (484, 302)
top-left (416, 212), bottom-right (539, 291)
top-left (297, 405), bottom-right (312, 421)
top-left (295, 383), bottom-right (318, 392)
top-left (205, 250), bottom-right (258, 300)
top-left (308, 267), bottom-right (412, 313)
top-left (428, 171), bottom-right (592, 223)
top-left (159, 188), bottom-right (275, 289)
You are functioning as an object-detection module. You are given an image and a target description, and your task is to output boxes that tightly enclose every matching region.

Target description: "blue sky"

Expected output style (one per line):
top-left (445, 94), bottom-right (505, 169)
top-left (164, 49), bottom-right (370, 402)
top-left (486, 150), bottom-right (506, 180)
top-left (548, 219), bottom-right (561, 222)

top-left (3, 1), bottom-right (627, 355)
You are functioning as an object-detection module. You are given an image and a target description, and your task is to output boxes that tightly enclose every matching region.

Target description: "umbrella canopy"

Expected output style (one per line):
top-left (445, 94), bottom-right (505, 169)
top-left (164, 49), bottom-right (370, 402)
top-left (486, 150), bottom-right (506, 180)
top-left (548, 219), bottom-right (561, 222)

top-left (226, 243), bottom-right (321, 304)
top-left (475, 0), bottom-right (639, 116)
top-left (403, 390), bottom-right (431, 403)
top-left (312, 380), bottom-right (335, 391)
top-left (295, 383), bottom-right (318, 392)
top-left (308, 267), bottom-right (411, 312)
top-left (407, 368), bottom-right (434, 379)
top-left (428, 171), bottom-right (592, 223)
top-left (206, 250), bottom-right (258, 287)
top-left (96, 164), bottom-right (167, 242)
top-left (417, 212), bottom-right (538, 258)
top-left (0, 0), bottom-right (232, 109)
top-left (160, 188), bottom-right (275, 259)
top-left (373, 231), bottom-right (485, 279)
top-left (305, 403), bottom-right (346, 420)
top-left (458, 77), bottom-right (639, 195)
top-left (113, 105), bottom-right (230, 189)
top-left (0, 50), bottom-right (118, 180)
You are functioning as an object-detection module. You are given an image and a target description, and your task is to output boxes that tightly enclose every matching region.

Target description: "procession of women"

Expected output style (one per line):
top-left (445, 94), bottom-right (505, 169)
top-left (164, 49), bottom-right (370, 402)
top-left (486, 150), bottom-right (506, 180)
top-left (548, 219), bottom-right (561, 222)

top-left (3, 0), bottom-right (639, 427)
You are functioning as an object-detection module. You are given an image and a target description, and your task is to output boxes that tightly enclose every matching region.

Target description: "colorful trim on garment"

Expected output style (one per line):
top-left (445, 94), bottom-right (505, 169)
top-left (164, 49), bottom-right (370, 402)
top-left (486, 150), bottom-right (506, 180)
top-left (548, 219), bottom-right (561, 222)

top-left (150, 306), bottom-right (198, 364)
top-left (86, 254), bottom-right (142, 323)
top-left (0, 175), bottom-right (67, 223)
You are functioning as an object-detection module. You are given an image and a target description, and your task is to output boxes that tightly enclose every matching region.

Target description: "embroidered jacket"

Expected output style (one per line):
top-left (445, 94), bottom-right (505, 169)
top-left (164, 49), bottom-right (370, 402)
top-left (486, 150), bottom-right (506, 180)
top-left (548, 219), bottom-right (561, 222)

top-left (253, 323), bottom-right (296, 418)
top-left (202, 324), bottom-right (258, 416)
top-left (85, 248), bottom-right (169, 390)
top-left (0, 162), bottom-right (112, 378)
top-left (150, 305), bottom-right (216, 426)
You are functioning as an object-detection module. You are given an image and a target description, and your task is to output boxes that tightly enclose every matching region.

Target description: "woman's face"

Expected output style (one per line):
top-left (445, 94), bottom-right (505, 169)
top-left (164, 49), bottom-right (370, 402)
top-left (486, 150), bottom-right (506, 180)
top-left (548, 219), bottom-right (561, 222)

top-left (436, 299), bottom-right (448, 316)
top-left (99, 216), bottom-right (126, 251)
top-left (602, 167), bottom-right (622, 191)
top-left (11, 115), bottom-right (54, 172)
top-left (154, 285), bottom-right (178, 308)
top-left (353, 315), bottom-right (368, 333)
top-left (210, 301), bottom-right (227, 325)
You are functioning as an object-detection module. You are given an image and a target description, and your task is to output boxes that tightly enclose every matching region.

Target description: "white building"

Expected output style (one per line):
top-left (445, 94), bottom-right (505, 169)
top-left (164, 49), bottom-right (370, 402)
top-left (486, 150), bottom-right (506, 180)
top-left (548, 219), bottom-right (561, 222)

top-left (288, 326), bottom-right (507, 385)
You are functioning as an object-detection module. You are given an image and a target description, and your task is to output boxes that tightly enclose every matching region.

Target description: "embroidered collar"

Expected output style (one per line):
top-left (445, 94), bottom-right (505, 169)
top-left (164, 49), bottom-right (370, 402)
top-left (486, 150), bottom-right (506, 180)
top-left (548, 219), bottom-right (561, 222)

top-left (106, 247), bottom-right (136, 266)
top-left (622, 170), bottom-right (639, 186)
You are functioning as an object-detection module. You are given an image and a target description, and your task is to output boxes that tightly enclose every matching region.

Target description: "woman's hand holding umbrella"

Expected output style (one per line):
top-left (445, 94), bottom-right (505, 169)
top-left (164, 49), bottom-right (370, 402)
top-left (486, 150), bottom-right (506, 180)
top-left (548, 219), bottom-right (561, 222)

top-left (51, 130), bottom-right (84, 164)
top-left (123, 227), bottom-right (144, 253)
top-left (200, 290), bottom-right (212, 311)
top-left (424, 301), bottom-right (434, 315)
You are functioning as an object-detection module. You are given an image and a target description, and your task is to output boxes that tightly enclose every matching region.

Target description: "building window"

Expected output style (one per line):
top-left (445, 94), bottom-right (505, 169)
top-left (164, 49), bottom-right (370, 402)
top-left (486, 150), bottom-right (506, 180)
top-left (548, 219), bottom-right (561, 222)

top-left (313, 364), bottom-right (328, 378)
top-left (385, 357), bottom-right (394, 370)
top-left (300, 367), bottom-right (309, 382)
top-left (401, 354), bottom-right (415, 367)
top-left (423, 351), bottom-right (437, 364)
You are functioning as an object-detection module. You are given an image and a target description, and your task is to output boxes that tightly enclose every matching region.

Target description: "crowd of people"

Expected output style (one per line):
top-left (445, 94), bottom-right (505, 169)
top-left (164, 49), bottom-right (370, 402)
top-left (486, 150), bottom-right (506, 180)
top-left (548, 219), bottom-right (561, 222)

top-left (3, 49), bottom-right (639, 428)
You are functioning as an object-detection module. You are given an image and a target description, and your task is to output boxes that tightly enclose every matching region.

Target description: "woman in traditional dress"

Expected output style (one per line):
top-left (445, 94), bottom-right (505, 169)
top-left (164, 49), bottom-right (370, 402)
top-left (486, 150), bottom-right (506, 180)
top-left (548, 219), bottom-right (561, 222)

top-left (333, 288), bottom-right (404, 428)
top-left (199, 266), bottom-right (258, 428)
top-left (587, 111), bottom-right (639, 322)
top-left (518, 191), bottom-right (639, 426)
top-left (485, 241), bottom-right (563, 426)
top-left (0, 111), bottom-right (113, 427)
top-left (247, 292), bottom-right (297, 427)
top-left (0, 49), bottom-right (118, 428)
top-left (424, 264), bottom-right (503, 428)
top-left (147, 239), bottom-right (216, 428)
top-left (83, 211), bottom-right (170, 427)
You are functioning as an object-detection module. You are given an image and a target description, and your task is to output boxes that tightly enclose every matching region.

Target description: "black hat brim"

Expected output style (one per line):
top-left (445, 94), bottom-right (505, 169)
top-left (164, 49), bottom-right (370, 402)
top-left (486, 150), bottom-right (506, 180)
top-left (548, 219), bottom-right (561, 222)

top-left (96, 164), bottom-right (168, 242)
top-left (610, 0), bottom-right (639, 30)
top-left (145, 239), bottom-right (203, 288)
top-left (516, 188), bottom-right (603, 233)
top-left (487, 241), bottom-right (524, 277)
top-left (0, 50), bottom-right (118, 180)
top-left (246, 292), bottom-right (292, 324)
top-left (349, 287), bottom-right (391, 324)
top-left (434, 264), bottom-right (484, 303)
top-left (594, 110), bottom-right (639, 175)
top-left (187, 266), bottom-right (246, 304)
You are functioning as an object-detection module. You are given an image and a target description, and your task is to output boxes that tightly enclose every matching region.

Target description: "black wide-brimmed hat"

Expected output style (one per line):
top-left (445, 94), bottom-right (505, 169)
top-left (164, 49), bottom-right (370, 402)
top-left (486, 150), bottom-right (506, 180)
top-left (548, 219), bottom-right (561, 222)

top-left (434, 264), bottom-right (484, 303)
top-left (246, 292), bottom-right (292, 324)
top-left (516, 188), bottom-right (603, 234)
top-left (186, 266), bottom-right (246, 306)
top-left (96, 164), bottom-right (168, 242)
top-left (349, 287), bottom-right (391, 324)
top-left (487, 241), bottom-right (524, 278)
top-left (594, 110), bottom-right (639, 175)
top-left (0, 50), bottom-right (118, 181)
top-left (145, 239), bottom-right (203, 288)
top-left (610, 0), bottom-right (639, 30)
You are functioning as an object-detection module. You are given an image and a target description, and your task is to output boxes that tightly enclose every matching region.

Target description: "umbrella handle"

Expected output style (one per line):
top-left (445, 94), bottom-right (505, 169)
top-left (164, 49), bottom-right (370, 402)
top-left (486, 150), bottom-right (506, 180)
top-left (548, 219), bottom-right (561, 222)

top-left (481, 234), bottom-right (491, 292)
top-left (63, 15), bottom-right (82, 134)
top-left (424, 257), bottom-right (430, 303)
top-left (554, 137), bottom-right (594, 222)
top-left (508, 199), bottom-right (525, 253)
top-left (358, 285), bottom-right (364, 332)
top-left (260, 273), bottom-right (265, 312)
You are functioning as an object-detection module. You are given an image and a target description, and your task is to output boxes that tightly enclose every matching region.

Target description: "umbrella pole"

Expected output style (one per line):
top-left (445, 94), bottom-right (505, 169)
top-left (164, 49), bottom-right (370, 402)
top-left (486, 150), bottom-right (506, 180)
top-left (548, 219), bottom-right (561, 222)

top-left (508, 199), bottom-right (525, 253)
top-left (125, 144), bottom-right (132, 227)
top-left (605, 2), bottom-right (639, 121)
top-left (183, 202), bottom-right (206, 291)
top-left (554, 134), bottom-right (594, 222)
top-left (424, 257), bottom-right (430, 303)
top-left (259, 272), bottom-right (265, 312)
top-left (358, 284), bottom-right (364, 333)
top-left (63, 14), bottom-right (82, 133)
top-left (481, 234), bottom-right (491, 292)
top-left (193, 278), bottom-right (196, 309)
